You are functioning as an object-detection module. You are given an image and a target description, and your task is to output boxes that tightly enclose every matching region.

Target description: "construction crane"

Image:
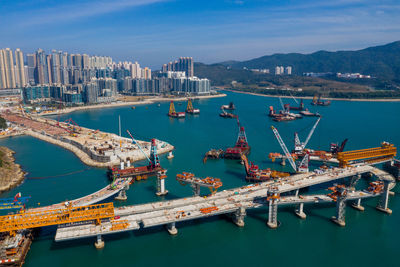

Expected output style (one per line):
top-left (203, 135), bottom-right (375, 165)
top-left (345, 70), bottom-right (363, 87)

top-left (126, 130), bottom-right (151, 163)
top-left (0, 203), bottom-right (115, 235)
top-left (294, 117), bottom-right (321, 154)
top-left (271, 126), bottom-right (310, 173)
top-left (168, 101), bottom-right (185, 118)
top-left (186, 99), bottom-right (200, 114)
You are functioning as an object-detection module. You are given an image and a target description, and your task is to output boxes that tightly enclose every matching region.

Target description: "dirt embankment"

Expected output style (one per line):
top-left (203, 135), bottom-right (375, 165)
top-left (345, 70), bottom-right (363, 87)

top-left (0, 146), bottom-right (25, 193)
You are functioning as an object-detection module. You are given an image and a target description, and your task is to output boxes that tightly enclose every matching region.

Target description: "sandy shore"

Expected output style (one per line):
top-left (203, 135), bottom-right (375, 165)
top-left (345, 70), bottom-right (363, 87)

top-left (40, 93), bottom-right (227, 116)
top-left (0, 147), bottom-right (26, 193)
top-left (223, 89), bottom-right (400, 102)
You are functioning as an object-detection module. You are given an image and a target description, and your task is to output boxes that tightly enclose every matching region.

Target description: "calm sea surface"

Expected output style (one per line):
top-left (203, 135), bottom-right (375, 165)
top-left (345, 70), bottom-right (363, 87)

top-left (1, 91), bottom-right (400, 267)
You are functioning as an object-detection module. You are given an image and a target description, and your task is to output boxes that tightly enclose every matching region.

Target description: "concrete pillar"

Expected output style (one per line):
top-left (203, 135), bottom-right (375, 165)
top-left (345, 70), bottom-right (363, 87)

top-left (156, 172), bottom-right (168, 196)
top-left (295, 189), bottom-right (299, 197)
top-left (376, 179), bottom-right (392, 214)
top-left (281, 157), bottom-right (286, 166)
top-left (267, 201), bottom-right (278, 229)
top-left (351, 198), bottom-right (364, 211)
top-left (94, 234), bottom-right (104, 249)
top-left (232, 207), bottom-right (246, 227)
top-left (295, 202), bottom-right (306, 219)
top-left (167, 151), bottom-right (174, 159)
top-left (115, 188), bottom-right (127, 201)
top-left (349, 174), bottom-right (361, 191)
top-left (120, 161), bottom-right (125, 170)
top-left (126, 160), bottom-right (131, 167)
top-left (192, 184), bottom-right (201, 197)
top-left (166, 222), bottom-right (178, 235)
top-left (331, 197), bottom-right (346, 227)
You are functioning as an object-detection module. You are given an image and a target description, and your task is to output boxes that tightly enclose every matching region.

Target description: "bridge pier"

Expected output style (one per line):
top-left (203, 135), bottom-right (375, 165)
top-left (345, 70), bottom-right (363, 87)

top-left (115, 183), bottom-right (129, 201)
top-left (349, 174), bottom-right (361, 190)
top-left (156, 171), bottom-right (168, 196)
top-left (192, 184), bottom-right (201, 197)
top-left (331, 196), bottom-right (346, 227)
top-left (295, 203), bottom-right (306, 219)
top-left (94, 234), bottom-right (104, 249)
top-left (351, 198), bottom-right (364, 211)
top-left (166, 222), bottom-right (178, 235)
top-left (267, 201), bottom-right (278, 229)
top-left (376, 179), bottom-right (392, 214)
top-left (232, 207), bottom-right (246, 227)
top-left (280, 158), bottom-right (286, 166)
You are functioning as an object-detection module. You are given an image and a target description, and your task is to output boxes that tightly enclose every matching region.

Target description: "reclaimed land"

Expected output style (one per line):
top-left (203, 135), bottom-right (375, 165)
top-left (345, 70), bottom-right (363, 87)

top-left (40, 93), bottom-right (226, 116)
top-left (0, 146), bottom-right (25, 193)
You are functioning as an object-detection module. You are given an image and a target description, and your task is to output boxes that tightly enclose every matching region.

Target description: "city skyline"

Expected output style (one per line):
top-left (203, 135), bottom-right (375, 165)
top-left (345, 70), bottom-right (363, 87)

top-left (1, 0), bottom-right (399, 68)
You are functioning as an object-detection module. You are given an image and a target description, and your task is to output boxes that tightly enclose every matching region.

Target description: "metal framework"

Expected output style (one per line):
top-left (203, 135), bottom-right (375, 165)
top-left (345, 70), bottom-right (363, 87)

top-left (337, 142), bottom-right (397, 167)
top-left (0, 203), bottom-right (114, 233)
top-left (176, 172), bottom-right (222, 196)
top-left (169, 101), bottom-right (176, 115)
top-left (271, 126), bottom-right (297, 171)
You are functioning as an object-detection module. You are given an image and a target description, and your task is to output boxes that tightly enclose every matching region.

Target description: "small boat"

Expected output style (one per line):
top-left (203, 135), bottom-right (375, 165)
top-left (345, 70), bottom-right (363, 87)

top-left (131, 106), bottom-right (136, 109)
top-left (300, 109), bottom-right (320, 117)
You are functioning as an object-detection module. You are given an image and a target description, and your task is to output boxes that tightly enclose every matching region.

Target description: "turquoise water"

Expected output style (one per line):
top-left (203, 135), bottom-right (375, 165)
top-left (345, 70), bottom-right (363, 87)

top-left (1, 91), bottom-right (400, 267)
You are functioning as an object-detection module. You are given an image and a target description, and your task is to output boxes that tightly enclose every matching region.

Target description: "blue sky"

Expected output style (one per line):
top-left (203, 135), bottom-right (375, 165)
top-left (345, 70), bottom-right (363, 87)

top-left (1, 0), bottom-right (399, 68)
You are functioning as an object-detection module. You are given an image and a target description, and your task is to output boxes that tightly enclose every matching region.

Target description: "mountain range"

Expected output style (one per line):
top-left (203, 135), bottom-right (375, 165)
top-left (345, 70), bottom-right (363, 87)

top-left (195, 41), bottom-right (400, 83)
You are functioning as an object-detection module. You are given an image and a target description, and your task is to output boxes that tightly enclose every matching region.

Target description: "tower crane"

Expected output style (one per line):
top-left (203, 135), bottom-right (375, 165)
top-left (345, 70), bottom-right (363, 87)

top-left (294, 117), bottom-right (321, 154)
top-left (271, 126), bottom-right (310, 173)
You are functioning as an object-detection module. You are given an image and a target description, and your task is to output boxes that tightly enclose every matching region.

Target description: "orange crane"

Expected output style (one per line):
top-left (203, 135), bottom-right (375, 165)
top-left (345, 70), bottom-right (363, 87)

top-left (0, 203), bottom-right (115, 235)
top-left (336, 142), bottom-right (397, 167)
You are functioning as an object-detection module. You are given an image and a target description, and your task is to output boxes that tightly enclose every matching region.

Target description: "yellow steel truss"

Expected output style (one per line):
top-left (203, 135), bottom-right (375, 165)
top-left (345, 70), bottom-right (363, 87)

top-left (337, 143), bottom-right (397, 167)
top-left (0, 203), bottom-right (115, 233)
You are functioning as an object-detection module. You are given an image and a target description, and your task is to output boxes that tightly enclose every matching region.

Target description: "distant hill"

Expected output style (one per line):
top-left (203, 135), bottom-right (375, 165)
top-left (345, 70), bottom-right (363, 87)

top-left (218, 41), bottom-right (400, 80)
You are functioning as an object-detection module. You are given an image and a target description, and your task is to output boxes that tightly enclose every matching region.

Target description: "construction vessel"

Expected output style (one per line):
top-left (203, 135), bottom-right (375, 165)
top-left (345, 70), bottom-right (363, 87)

top-left (221, 102), bottom-right (236, 110)
top-left (185, 99), bottom-right (200, 114)
top-left (242, 155), bottom-right (290, 182)
top-left (268, 98), bottom-right (302, 122)
top-left (220, 109), bottom-right (238, 118)
top-left (203, 149), bottom-right (224, 163)
top-left (224, 119), bottom-right (251, 159)
top-left (311, 94), bottom-right (331, 106)
top-left (288, 99), bottom-right (305, 111)
top-left (108, 131), bottom-right (163, 181)
top-left (299, 109), bottom-right (320, 117)
top-left (168, 101), bottom-right (185, 118)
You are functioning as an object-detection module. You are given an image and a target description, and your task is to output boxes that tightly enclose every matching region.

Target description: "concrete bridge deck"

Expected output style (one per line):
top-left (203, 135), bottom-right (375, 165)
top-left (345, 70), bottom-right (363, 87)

top-left (54, 165), bottom-right (395, 242)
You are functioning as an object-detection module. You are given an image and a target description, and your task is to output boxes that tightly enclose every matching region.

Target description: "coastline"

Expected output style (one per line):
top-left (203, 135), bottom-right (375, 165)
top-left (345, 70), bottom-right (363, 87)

top-left (223, 89), bottom-right (400, 102)
top-left (0, 146), bottom-right (26, 193)
top-left (40, 93), bottom-right (227, 116)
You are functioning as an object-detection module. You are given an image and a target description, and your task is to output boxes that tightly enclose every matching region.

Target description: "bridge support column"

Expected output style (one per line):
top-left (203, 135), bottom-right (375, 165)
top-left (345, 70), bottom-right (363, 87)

top-left (166, 222), bottom-right (178, 235)
top-left (351, 198), bottom-right (364, 211)
top-left (295, 189), bottom-right (299, 197)
top-left (349, 174), bottom-right (361, 190)
top-left (376, 179), bottom-right (392, 214)
top-left (267, 201), bottom-right (278, 229)
top-left (94, 234), bottom-right (104, 249)
top-left (331, 197), bottom-right (346, 227)
top-left (192, 184), bottom-right (201, 197)
top-left (281, 158), bottom-right (286, 166)
top-left (156, 171), bottom-right (168, 196)
top-left (295, 203), bottom-right (306, 219)
top-left (115, 183), bottom-right (129, 201)
top-left (232, 207), bottom-right (246, 227)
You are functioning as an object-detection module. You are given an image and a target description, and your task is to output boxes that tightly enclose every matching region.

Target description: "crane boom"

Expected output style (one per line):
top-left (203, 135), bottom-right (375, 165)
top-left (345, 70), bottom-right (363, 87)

top-left (303, 117), bottom-right (321, 149)
top-left (271, 126), bottom-right (297, 171)
top-left (279, 97), bottom-right (284, 110)
top-left (126, 130), bottom-right (151, 163)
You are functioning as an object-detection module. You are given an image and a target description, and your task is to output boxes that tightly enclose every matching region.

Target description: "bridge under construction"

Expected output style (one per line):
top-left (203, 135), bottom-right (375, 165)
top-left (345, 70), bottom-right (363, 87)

top-left (0, 141), bottom-right (398, 263)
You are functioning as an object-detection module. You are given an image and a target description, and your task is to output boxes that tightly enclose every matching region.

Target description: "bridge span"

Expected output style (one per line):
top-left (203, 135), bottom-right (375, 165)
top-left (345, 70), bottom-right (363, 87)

top-left (54, 164), bottom-right (396, 243)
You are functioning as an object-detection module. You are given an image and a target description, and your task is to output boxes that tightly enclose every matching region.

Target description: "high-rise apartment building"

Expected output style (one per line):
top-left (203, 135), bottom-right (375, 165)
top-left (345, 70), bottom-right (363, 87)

top-left (161, 57), bottom-right (194, 77)
top-left (35, 49), bottom-right (50, 85)
top-left (0, 48), bottom-right (16, 88)
top-left (15, 48), bottom-right (26, 87)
